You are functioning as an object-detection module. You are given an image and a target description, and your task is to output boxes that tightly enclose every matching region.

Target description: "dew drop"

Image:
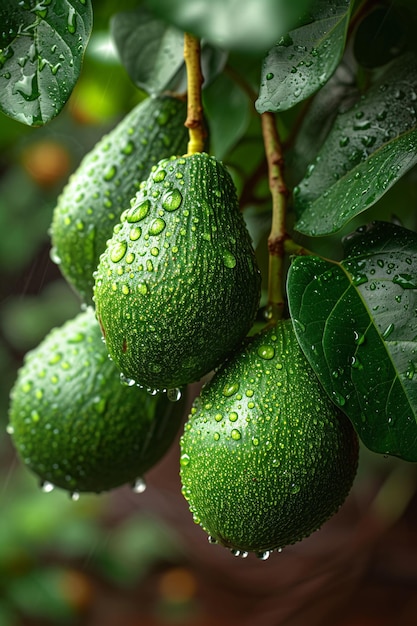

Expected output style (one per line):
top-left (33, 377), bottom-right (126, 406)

top-left (406, 361), bottom-right (415, 380)
top-left (49, 246), bottom-right (61, 264)
top-left (132, 477), bottom-right (147, 493)
top-left (222, 382), bottom-right (239, 397)
top-left (41, 481), bottom-right (55, 493)
top-left (258, 345), bottom-right (275, 360)
top-left (110, 241), bottom-right (127, 263)
top-left (120, 372), bottom-right (135, 387)
top-left (6, 423), bottom-right (14, 435)
top-left (153, 169), bottom-right (167, 182)
top-left (127, 200), bottom-right (150, 223)
top-left (167, 387), bottom-right (182, 402)
top-left (266, 72), bottom-right (274, 80)
top-left (222, 250), bottom-right (236, 269)
top-left (208, 535), bottom-right (218, 544)
top-left (332, 391), bottom-right (346, 406)
top-left (162, 189), bottom-right (182, 211)
top-left (257, 550), bottom-right (270, 561)
top-left (231, 429), bottom-right (241, 441)
top-left (149, 217), bottom-right (166, 236)
top-left (70, 491), bottom-right (80, 501)
top-left (381, 323), bottom-right (394, 339)
top-left (180, 453), bottom-right (191, 467)
top-left (392, 274), bottom-right (417, 289)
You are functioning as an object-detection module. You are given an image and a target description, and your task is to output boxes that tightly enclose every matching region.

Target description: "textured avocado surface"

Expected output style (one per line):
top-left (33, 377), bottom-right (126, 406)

top-left (51, 95), bottom-right (189, 303)
top-left (8, 308), bottom-right (185, 494)
top-left (180, 318), bottom-right (359, 554)
top-left (94, 152), bottom-right (261, 391)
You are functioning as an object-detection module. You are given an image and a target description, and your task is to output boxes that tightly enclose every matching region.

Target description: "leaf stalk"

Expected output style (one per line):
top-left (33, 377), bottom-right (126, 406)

top-left (183, 33), bottom-right (205, 155)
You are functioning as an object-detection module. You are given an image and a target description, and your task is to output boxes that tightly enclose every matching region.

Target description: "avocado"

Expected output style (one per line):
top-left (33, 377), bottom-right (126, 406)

top-left (50, 95), bottom-right (189, 303)
top-left (8, 308), bottom-right (185, 494)
top-left (94, 152), bottom-right (261, 391)
top-left (180, 318), bottom-right (359, 555)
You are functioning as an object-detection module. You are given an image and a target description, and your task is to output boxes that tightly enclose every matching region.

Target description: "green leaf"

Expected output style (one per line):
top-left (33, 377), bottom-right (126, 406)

top-left (0, 0), bottom-right (93, 127)
top-left (203, 73), bottom-right (251, 159)
top-left (294, 53), bottom-right (417, 236)
top-left (110, 7), bottom-right (184, 95)
top-left (287, 221), bottom-right (417, 461)
top-left (256, 0), bottom-right (353, 113)
top-left (144, 0), bottom-right (313, 54)
top-left (111, 7), bottom-right (227, 95)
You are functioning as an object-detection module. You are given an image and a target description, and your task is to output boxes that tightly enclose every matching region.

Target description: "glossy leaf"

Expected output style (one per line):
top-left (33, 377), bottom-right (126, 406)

top-left (294, 53), bottom-right (417, 236)
top-left (256, 0), bottom-right (352, 113)
top-left (0, 0), bottom-right (93, 126)
top-left (111, 7), bottom-right (227, 95)
top-left (287, 221), bottom-right (417, 461)
top-left (144, 0), bottom-right (312, 54)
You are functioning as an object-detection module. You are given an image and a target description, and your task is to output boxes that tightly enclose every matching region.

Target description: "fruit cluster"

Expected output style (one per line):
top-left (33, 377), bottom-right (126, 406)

top-left (8, 93), bottom-right (359, 558)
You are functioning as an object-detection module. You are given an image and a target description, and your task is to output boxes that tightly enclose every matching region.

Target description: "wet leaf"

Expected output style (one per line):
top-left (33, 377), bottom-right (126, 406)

top-left (294, 52), bottom-right (417, 236)
top-left (256, 0), bottom-right (353, 113)
top-left (144, 0), bottom-right (312, 54)
top-left (111, 6), bottom-right (227, 95)
top-left (287, 221), bottom-right (417, 461)
top-left (0, 0), bottom-right (92, 126)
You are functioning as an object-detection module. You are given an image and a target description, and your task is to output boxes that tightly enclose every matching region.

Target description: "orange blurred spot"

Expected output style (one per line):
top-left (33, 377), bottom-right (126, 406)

top-left (158, 566), bottom-right (197, 603)
top-left (21, 140), bottom-right (71, 188)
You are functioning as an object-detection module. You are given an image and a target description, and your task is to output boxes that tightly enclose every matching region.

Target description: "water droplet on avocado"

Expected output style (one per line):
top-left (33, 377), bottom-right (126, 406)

top-left (110, 241), bottom-right (127, 263)
top-left (149, 218), bottom-right (166, 235)
top-left (222, 382), bottom-right (239, 397)
top-left (162, 189), bottom-right (182, 211)
top-left (290, 483), bottom-right (300, 495)
top-left (231, 429), bottom-right (241, 441)
top-left (257, 550), bottom-right (270, 560)
top-left (120, 373), bottom-right (136, 387)
top-left (130, 227), bottom-right (142, 241)
top-left (167, 387), bottom-right (182, 402)
top-left (50, 247), bottom-right (62, 265)
top-left (229, 412), bottom-right (238, 423)
top-left (208, 535), bottom-right (218, 544)
top-left (180, 453), bottom-right (191, 467)
top-left (153, 169), bottom-right (167, 182)
top-left (41, 481), bottom-right (55, 493)
top-left (221, 250), bottom-right (236, 269)
top-left (132, 477), bottom-right (147, 493)
top-left (258, 345), bottom-right (275, 360)
top-left (127, 200), bottom-right (150, 223)
top-left (70, 491), bottom-right (80, 501)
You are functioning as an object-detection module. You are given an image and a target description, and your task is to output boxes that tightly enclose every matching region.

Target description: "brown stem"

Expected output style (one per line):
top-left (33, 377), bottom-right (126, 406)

top-left (261, 111), bottom-right (289, 324)
top-left (183, 33), bottom-right (205, 155)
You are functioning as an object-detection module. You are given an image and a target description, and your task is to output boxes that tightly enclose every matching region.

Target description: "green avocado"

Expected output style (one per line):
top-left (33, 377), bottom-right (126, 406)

top-left (50, 95), bottom-right (189, 303)
top-left (180, 318), bottom-right (359, 556)
top-left (94, 152), bottom-right (261, 391)
top-left (8, 308), bottom-right (185, 495)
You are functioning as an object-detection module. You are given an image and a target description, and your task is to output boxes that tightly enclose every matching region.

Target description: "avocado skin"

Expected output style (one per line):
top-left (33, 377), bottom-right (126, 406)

top-left (94, 152), bottom-right (262, 391)
top-left (8, 308), bottom-right (185, 494)
top-left (180, 318), bottom-right (359, 553)
top-left (51, 95), bottom-right (189, 303)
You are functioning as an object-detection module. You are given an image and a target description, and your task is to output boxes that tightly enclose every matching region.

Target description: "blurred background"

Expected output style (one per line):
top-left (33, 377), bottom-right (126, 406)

top-left (1, 2), bottom-right (417, 625)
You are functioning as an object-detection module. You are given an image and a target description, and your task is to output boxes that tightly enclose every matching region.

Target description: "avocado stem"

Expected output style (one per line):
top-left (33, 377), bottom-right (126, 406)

top-left (183, 33), bottom-right (205, 155)
top-left (261, 111), bottom-right (289, 324)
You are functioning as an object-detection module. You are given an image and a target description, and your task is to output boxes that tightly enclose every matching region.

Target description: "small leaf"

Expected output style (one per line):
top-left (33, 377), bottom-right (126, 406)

top-left (294, 52), bottom-right (417, 236)
top-left (0, 0), bottom-right (93, 126)
top-left (144, 0), bottom-right (313, 54)
top-left (111, 7), bottom-right (227, 95)
top-left (287, 221), bottom-right (417, 461)
top-left (256, 0), bottom-right (353, 113)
